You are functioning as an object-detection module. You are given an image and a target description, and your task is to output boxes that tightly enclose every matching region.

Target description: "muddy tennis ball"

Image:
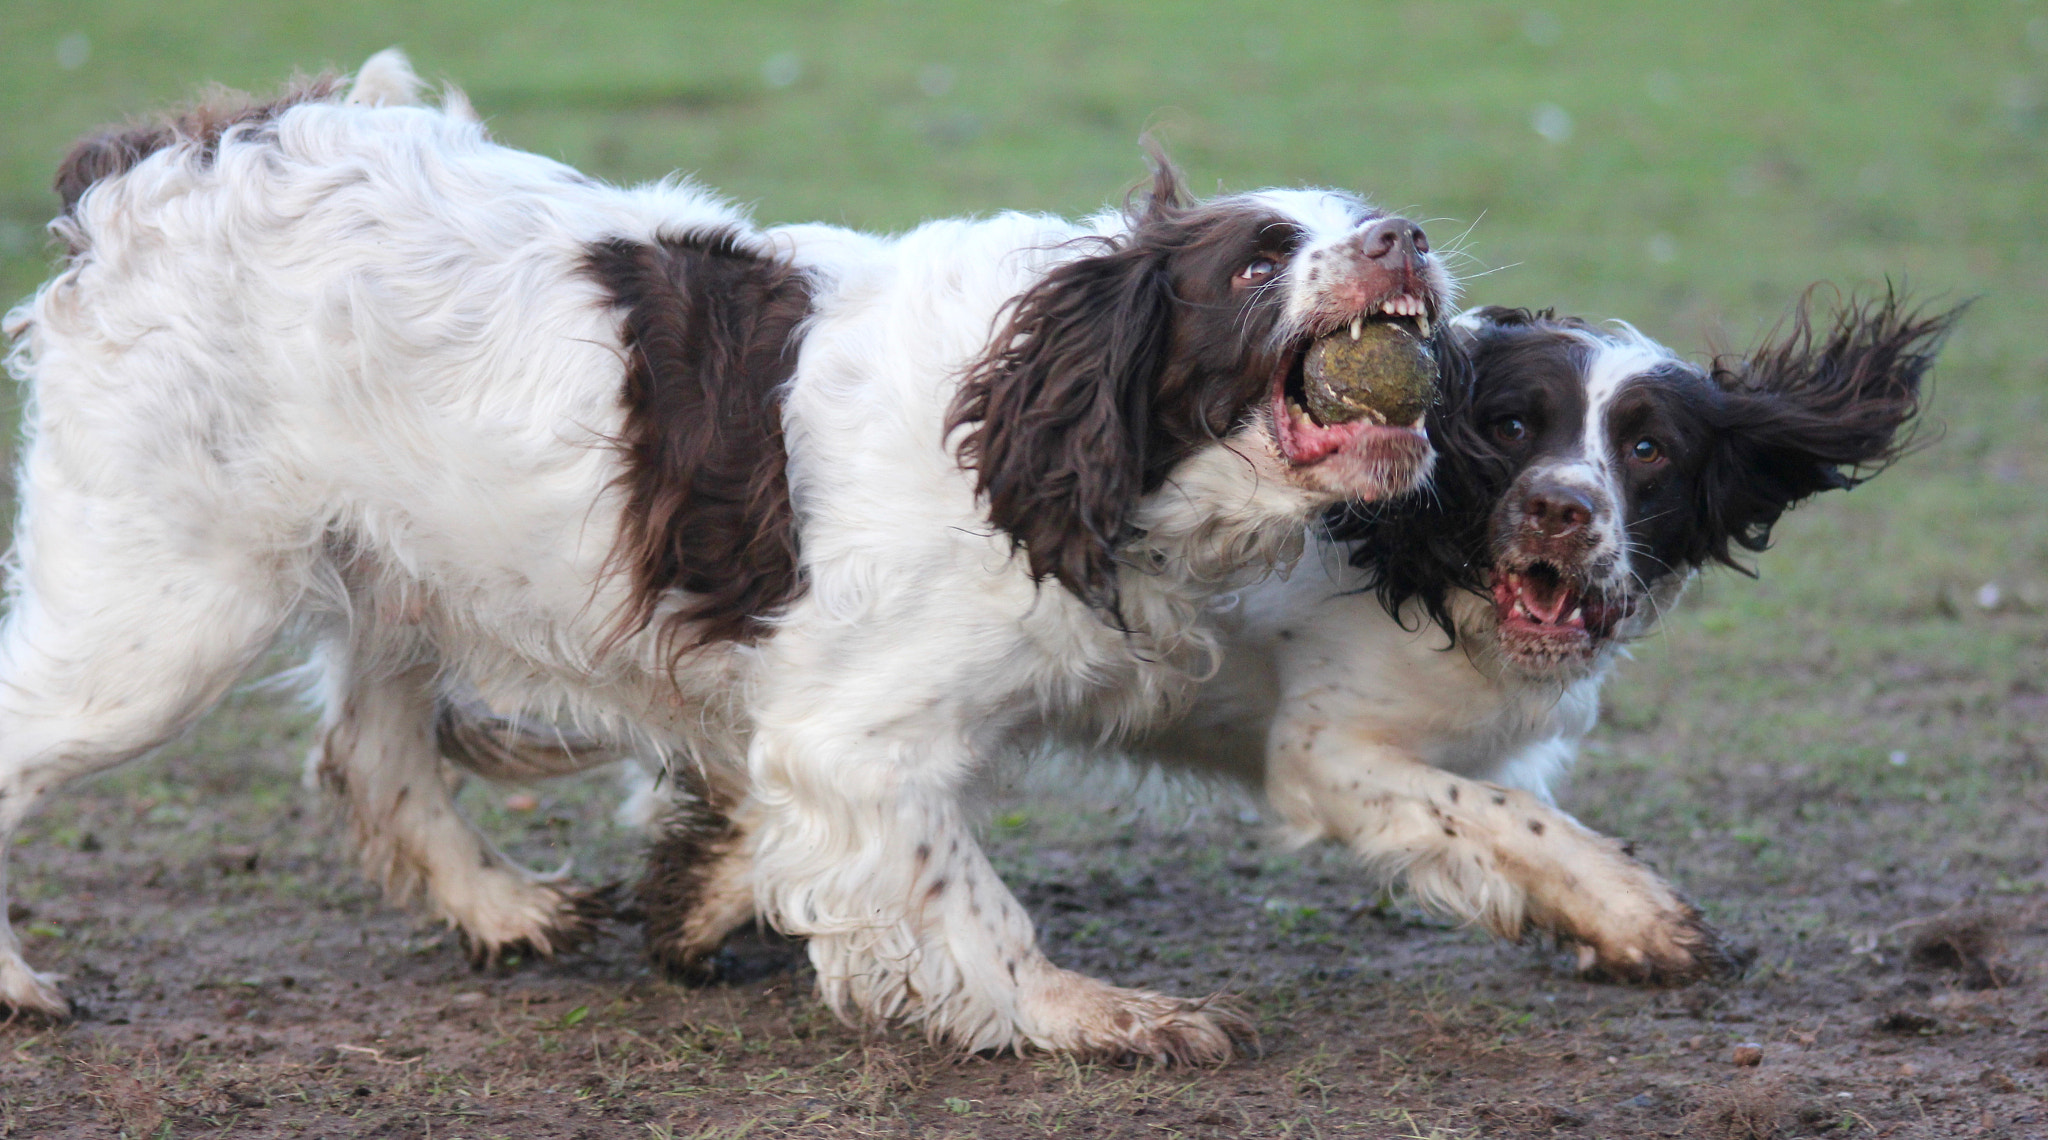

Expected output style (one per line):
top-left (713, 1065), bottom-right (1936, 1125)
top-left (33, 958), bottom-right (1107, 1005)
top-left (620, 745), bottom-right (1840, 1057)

top-left (1302, 322), bottom-right (1436, 428)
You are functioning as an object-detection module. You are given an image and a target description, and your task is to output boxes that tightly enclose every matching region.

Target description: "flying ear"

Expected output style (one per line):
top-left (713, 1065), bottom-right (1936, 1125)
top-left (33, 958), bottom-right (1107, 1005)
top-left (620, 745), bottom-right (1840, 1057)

top-left (1697, 289), bottom-right (1965, 568)
top-left (948, 154), bottom-right (1192, 618)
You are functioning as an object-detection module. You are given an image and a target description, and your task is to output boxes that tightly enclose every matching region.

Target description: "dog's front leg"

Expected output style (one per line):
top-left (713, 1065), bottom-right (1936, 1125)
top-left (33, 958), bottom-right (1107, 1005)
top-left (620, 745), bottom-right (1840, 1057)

top-left (747, 716), bottom-right (1250, 1062)
top-left (1265, 718), bottom-right (1735, 982)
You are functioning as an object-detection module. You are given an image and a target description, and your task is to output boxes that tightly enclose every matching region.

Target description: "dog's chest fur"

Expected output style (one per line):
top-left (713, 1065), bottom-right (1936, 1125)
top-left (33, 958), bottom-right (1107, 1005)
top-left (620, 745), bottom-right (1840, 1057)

top-left (1130, 549), bottom-right (1610, 801)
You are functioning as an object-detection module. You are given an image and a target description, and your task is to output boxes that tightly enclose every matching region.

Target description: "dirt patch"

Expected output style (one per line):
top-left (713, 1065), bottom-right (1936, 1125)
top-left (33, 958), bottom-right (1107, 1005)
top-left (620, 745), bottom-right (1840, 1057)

top-left (2, 677), bottom-right (2046, 1138)
top-left (1909, 910), bottom-right (2025, 991)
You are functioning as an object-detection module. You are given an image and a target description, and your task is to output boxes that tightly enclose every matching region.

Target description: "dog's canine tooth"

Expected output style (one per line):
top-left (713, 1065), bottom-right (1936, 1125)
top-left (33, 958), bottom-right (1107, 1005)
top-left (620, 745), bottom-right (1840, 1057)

top-left (1350, 317), bottom-right (1362, 341)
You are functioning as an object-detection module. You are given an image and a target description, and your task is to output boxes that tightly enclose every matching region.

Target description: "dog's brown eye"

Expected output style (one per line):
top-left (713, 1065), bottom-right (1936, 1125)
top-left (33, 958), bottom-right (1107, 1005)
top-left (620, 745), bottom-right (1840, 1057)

top-left (1236, 257), bottom-right (1279, 283)
top-left (1631, 438), bottom-right (1662, 463)
top-left (1494, 416), bottom-right (1529, 443)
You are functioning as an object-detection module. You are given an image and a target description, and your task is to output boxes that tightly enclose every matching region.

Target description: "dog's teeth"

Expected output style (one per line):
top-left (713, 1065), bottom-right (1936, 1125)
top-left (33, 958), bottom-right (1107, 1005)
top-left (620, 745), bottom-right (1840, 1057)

top-left (1567, 606), bottom-right (1582, 625)
top-left (1350, 317), bottom-right (1362, 341)
top-left (1417, 313), bottom-right (1431, 338)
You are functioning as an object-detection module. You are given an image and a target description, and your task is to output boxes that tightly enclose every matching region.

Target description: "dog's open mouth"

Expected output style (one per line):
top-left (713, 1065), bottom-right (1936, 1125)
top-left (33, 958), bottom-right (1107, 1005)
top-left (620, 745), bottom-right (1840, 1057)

top-left (1490, 560), bottom-right (1631, 665)
top-left (1271, 297), bottom-right (1435, 468)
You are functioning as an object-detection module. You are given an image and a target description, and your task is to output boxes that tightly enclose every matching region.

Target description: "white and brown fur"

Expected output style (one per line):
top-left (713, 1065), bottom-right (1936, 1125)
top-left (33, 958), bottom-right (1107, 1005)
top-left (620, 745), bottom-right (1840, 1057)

top-left (634, 295), bottom-right (1957, 990)
top-left (0, 51), bottom-right (1459, 1061)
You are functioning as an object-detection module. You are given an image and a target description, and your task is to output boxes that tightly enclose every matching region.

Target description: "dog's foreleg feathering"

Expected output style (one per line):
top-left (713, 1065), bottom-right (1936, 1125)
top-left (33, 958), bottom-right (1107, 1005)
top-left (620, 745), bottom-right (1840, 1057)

top-left (1262, 716), bottom-right (1733, 981)
top-left (746, 700), bottom-right (1252, 1062)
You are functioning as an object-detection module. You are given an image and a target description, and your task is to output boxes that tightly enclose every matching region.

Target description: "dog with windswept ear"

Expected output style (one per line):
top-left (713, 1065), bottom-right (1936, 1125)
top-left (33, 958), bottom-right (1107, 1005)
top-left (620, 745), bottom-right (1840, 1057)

top-left (1, 49), bottom-right (1460, 1062)
top-left (1159, 291), bottom-right (1958, 978)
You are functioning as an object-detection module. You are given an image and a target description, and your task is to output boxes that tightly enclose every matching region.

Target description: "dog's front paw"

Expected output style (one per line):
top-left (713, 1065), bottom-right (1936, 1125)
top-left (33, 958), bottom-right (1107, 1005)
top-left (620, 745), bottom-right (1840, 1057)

top-left (1528, 840), bottom-right (1745, 984)
top-left (1023, 972), bottom-right (1255, 1065)
top-left (0, 955), bottom-right (70, 1023)
top-left (1563, 894), bottom-right (1748, 984)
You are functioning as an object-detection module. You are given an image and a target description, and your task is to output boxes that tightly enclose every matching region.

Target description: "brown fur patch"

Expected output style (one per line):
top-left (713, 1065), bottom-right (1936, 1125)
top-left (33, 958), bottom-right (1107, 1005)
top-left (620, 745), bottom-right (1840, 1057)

top-left (54, 73), bottom-right (346, 224)
top-left (583, 231), bottom-right (812, 658)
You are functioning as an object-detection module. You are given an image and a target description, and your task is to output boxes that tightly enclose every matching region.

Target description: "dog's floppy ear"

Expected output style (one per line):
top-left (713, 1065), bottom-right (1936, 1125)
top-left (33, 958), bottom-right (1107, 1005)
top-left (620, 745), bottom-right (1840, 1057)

top-left (1696, 289), bottom-right (1964, 569)
top-left (949, 155), bottom-right (1193, 618)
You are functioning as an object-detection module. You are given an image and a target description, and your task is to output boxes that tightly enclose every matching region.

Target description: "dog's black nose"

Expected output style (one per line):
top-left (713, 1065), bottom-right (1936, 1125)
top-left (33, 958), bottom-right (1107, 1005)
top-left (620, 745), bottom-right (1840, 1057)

top-left (1524, 486), bottom-right (1594, 539)
top-left (1362, 216), bottom-right (1429, 272)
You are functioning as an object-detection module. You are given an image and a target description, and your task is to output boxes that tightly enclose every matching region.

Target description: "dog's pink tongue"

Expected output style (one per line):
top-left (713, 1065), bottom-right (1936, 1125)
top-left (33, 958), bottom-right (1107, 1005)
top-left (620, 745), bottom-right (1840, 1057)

top-left (1501, 570), bottom-right (1577, 625)
top-left (1521, 578), bottom-right (1576, 625)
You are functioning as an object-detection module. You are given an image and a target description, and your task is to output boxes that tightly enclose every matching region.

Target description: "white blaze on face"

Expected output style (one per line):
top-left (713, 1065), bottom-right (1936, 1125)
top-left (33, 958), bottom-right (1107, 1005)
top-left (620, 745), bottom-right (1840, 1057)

top-left (1568, 334), bottom-right (1679, 590)
top-left (1242, 189), bottom-right (1457, 338)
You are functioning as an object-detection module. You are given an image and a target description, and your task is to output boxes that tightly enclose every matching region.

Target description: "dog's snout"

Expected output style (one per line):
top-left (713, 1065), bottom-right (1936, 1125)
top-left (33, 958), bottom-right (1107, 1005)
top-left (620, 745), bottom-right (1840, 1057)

top-left (1362, 216), bottom-right (1429, 273)
top-left (1523, 485), bottom-right (1595, 540)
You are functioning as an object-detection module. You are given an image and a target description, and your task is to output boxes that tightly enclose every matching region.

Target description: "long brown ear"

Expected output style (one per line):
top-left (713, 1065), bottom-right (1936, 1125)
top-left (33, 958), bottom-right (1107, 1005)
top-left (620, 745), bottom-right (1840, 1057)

top-left (949, 156), bottom-right (1193, 618)
top-left (1694, 288), bottom-right (1964, 568)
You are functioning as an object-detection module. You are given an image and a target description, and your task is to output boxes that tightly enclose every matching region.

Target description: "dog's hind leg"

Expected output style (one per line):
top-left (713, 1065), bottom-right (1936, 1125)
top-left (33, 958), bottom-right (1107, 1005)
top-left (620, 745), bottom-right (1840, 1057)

top-left (307, 651), bottom-right (611, 963)
top-left (0, 488), bottom-right (294, 1018)
top-left (430, 700), bottom-right (759, 977)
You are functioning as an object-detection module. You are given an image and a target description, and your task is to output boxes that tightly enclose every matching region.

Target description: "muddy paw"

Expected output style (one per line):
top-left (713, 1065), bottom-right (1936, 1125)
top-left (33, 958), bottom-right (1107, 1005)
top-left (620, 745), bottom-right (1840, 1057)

top-left (650, 926), bottom-right (803, 987)
top-left (638, 824), bottom-right (757, 984)
top-left (647, 932), bottom-right (725, 985)
top-left (0, 959), bottom-right (71, 1024)
top-left (1569, 898), bottom-right (1750, 985)
top-left (1045, 985), bottom-right (1258, 1066)
top-left (460, 881), bottom-right (617, 967)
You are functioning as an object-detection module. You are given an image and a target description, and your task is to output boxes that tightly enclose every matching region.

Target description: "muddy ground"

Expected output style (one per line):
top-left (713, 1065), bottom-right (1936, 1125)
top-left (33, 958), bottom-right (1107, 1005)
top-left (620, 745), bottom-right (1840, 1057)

top-left (2, 594), bottom-right (2045, 1140)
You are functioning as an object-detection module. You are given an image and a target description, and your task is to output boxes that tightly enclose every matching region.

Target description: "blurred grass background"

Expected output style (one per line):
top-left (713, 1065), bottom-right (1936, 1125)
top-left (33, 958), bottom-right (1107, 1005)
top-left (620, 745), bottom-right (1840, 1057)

top-left (0, 1), bottom-right (2043, 877)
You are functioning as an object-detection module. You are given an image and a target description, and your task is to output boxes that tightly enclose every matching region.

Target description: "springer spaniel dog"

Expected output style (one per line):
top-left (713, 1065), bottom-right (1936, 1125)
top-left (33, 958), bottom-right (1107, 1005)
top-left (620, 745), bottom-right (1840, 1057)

top-left (0, 51), bottom-right (1456, 1061)
top-left (1155, 295), bottom-right (1956, 975)
top-left (622, 293), bottom-right (1955, 992)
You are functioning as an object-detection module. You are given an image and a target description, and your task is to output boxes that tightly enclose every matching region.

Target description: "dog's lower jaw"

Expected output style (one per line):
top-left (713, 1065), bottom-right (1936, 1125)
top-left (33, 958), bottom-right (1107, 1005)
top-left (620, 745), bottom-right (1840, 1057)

top-left (1262, 410), bottom-right (1436, 504)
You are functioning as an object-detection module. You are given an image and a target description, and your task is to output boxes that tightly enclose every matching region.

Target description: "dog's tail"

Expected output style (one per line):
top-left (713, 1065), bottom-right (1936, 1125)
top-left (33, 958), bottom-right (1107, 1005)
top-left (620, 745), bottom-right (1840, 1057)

top-left (346, 48), bottom-right (423, 108)
top-left (346, 47), bottom-right (480, 123)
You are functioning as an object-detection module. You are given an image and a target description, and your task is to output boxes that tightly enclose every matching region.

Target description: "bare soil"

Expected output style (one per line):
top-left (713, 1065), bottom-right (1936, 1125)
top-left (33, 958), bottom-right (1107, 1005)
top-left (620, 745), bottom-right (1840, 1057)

top-left (2, 653), bottom-right (2045, 1140)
